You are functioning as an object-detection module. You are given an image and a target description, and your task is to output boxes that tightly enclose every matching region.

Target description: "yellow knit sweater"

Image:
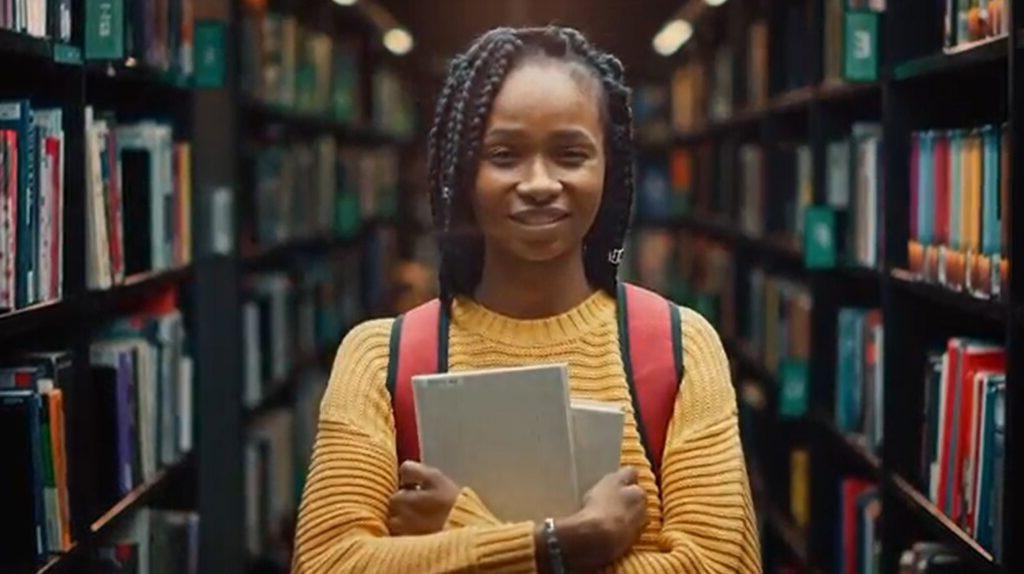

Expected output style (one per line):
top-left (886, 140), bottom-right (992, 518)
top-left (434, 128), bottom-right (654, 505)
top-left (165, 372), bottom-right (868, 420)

top-left (293, 291), bottom-right (761, 573)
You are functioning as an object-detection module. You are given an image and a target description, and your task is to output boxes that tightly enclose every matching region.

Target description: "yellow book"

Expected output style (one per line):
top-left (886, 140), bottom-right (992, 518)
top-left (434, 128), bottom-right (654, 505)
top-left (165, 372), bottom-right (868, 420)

top-left (790, 449), bottom-right (811, 529)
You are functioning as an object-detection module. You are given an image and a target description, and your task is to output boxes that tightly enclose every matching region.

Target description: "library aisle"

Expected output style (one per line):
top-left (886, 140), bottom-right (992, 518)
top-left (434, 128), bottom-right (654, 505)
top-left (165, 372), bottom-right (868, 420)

top-left (0, 1), bottom-right (1020, 573)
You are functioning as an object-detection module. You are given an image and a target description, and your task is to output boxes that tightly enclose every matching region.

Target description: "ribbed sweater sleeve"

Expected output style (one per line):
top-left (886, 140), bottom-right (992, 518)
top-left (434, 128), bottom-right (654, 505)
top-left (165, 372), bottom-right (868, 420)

top-left (290, 319), bottom-right (538, 574)
top-left (605, 308), bottom-right (761, 573)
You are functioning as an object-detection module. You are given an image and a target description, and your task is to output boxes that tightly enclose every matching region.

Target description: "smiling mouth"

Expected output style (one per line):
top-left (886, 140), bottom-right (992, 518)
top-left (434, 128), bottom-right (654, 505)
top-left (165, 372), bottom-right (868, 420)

top-left (509, 209), bottom-right (570, 226)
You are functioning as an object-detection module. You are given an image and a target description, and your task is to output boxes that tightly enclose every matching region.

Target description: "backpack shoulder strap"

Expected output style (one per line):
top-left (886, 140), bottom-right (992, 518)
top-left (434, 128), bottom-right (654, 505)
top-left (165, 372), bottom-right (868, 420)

top-left (385, 298), bottom-right (449, 463)
top-left (617, 283), bottom-right (684, 477)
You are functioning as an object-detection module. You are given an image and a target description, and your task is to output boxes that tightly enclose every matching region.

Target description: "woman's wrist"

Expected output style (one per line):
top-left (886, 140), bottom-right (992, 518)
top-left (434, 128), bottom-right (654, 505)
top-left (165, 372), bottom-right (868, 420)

top-left (533, 512), bottom-right (604, 573)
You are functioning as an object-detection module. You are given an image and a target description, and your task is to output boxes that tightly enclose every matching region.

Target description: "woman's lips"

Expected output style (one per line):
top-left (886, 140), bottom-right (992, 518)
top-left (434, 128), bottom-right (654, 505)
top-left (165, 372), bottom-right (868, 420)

top-left (509, 207), bottom-right (570, 226)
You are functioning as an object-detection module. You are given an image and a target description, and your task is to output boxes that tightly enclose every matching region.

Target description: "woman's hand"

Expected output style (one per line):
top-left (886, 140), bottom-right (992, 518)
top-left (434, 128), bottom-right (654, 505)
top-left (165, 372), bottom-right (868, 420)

top-left (544, 467), bottom-right (648, 572)
top-left (387, 461), bottom-right (461, 536)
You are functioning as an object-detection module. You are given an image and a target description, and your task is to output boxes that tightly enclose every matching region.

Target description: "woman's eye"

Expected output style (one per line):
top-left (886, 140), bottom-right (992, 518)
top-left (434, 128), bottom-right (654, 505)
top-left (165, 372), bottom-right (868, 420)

top-left (487, 148), bottom-right (519, 166)
top-left (557, 149), bottom-right (590, 165)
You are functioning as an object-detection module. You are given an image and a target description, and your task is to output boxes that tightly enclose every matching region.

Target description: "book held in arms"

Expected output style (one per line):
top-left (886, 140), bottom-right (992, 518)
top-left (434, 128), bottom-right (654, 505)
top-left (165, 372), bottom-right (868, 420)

top-left (0, 0), bottom-right (72, 41)
top-left (0, 100), bottom-right (65, 312)
top-left (89, 288), bottom-right (194, 513)
top-left (0, 350), bottom-right (73, 566)
top-left (919, 338), bottom-right (1005, 557)
top-left (835, 308), bottom-right (884, 454)
top-left (85, 108), bottom-right (192, 290)
top-left (413, 364), bottom-right (624, 522)
top-left (908, 124), bottom-right (1008, 299)
top-left (93, 506), bottom-right (199, 574)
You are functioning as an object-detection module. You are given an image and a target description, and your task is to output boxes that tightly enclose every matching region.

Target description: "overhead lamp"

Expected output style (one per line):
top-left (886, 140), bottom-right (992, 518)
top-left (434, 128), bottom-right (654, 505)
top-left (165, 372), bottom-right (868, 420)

top-left (705, 0), bottom-right (730, 6)
top-left (333, 0), bottom-right (358, 5)
top-left (384, 27), bottom-right (414, 56)
top-left (652, 19), bottom-right (693, 56)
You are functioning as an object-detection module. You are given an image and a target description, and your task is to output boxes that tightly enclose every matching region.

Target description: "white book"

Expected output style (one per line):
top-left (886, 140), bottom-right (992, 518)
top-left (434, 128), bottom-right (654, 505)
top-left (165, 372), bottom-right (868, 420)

top-left (178, 356), bottom-right (194, 453)
top-left (85, 108), bottom-right (113, 290)
top-left (36, 142), bottom-right (52, 301)
top-left (242, 301), bottom-right (262, 408)
top-left (414, 364), bottom-right (578, 522)
top-left (571, 400), bottom-right (624, 498)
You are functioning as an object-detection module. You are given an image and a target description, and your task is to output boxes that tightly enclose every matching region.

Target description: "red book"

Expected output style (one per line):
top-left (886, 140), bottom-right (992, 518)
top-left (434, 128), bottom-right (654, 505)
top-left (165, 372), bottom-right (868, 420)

top-left (46, 138), bottom-right (62, 300)
top-left (105, 129), bottom-right (125, 283)
top-left (934, 133), bottom-right (951, 244)
top-left (936, 339), bottom-right (963, 514)
top-left (3, 131), bottom-right (18, 310)
top-left (952, 344), bottom-right (1005, 526)
top-left (841, 478), bottom-right (874, 574)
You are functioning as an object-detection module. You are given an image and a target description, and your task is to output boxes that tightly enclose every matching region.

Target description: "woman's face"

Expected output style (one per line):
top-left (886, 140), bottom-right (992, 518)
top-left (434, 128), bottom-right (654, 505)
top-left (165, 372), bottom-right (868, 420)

top-left (472, 60), bottom-right (606, 264)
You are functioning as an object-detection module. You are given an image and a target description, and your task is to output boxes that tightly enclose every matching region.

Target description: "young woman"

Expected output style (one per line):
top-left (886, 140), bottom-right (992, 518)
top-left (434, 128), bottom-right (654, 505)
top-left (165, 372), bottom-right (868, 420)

top-left (292, 27), bottom-right (761, 573)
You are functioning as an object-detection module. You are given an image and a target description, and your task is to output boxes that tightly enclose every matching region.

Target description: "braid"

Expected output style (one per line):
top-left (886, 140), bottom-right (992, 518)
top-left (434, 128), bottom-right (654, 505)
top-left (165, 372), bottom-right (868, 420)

top-left (427, 26), bottom-right (636, 304)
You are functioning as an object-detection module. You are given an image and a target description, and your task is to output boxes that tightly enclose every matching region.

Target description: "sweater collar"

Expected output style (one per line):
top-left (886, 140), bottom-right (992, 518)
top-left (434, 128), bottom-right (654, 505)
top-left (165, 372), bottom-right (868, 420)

top-left (451, 290), bottom-right (616, 346)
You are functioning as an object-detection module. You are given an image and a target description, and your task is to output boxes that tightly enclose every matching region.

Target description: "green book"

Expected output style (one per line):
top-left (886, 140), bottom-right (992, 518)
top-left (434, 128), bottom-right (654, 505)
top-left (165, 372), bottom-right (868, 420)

top-left (194, 22), bottom-right (227, 89)
top-left (779, 360), bottom-right (809, 419)
top-left (844, 11), bottom-right (880, 82)
top-left (335, 193), bottom-right (363, 239)
top-left (805, 206), bottom-right (838, 269)
top-left (85, 0), bottom-right (125, 61)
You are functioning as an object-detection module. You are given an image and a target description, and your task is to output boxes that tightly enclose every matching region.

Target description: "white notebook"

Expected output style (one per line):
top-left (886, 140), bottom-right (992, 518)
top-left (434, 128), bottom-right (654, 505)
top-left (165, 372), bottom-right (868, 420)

top-left (413, 364), bottom-right (579, 522)
top-left (571, 400), bottom-right (624, 498)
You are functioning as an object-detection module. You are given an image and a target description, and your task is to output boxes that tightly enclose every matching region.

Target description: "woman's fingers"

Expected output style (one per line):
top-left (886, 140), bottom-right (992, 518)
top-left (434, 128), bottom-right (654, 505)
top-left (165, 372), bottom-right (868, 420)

top-left (398, 460), bottom-right (436, 489)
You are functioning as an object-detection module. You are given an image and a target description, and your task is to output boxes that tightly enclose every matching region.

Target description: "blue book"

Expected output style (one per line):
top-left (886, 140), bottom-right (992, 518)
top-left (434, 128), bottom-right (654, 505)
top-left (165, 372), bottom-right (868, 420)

top-left (835, 308), bottom-right (866, 432)
top-left (116, 350), bottom-right (137, 495)
top-left (919, 131), bottom-right (936, 245)
top-left (0, 101), bottom-right (37, 308)
top-left (975, 376), bottom-right (1004, 551)
top-left (0, 390), bottom-right (48, 562)
top-left (980, 125), bottom-right (1001, 257)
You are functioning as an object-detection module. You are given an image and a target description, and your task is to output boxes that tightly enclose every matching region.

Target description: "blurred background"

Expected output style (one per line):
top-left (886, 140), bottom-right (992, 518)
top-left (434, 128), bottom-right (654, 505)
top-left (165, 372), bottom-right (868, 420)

top-left (0, 0), bottom-right (1021, 573)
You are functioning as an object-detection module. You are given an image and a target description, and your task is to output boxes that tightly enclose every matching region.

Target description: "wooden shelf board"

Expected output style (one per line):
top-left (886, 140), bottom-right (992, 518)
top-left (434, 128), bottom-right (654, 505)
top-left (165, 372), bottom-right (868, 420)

top-left (887, 473), bottom-right (1000, 572)
top-left (892, 36), bottom-right (1008, 82)
top-left (890, 269), bottom-right (1009, 323)
top-left (90, 454), bottom-right (194, 534)
top-left (0, 28), bottom-right (53, 60)
top-left (245, 349), bottom-right (333, 421)
top-left (811, 409), bottom-right (882, 478)
top-left (240, 99), bottom-right (404, 146)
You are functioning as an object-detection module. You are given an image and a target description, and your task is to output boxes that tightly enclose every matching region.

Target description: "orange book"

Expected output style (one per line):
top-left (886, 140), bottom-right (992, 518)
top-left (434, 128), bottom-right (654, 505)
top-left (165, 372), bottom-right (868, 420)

top-left (48, 390), bottom-right (72, 550)
top-left (964, 132), bottom-right (984, 291)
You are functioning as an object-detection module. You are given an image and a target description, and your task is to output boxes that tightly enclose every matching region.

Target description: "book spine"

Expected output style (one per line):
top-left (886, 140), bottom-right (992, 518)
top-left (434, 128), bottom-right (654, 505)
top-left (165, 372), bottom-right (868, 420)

top-left (85, 0), bottom-right (125, 60)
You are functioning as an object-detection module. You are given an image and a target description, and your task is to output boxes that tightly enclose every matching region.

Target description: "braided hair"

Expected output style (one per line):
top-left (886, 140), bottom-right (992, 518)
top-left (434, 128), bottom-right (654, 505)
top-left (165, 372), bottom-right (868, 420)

top-left (427, 26), bottom-right (636, 306)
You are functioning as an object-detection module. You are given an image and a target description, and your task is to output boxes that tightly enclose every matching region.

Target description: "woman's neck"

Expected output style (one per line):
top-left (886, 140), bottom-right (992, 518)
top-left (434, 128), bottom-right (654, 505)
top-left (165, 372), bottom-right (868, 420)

top-left (474, 248), bottom-right (595, 320)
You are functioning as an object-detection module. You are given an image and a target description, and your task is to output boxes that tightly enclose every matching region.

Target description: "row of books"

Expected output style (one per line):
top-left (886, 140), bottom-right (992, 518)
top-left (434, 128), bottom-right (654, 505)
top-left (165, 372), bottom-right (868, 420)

top-left (95, 507), bottom-right (200, 574)
top-left (835, 308), bottom-right (884, 454)
top-left (84, 0), bottom-right (195, 79)
top-left (0, 291), bottom-right (193, 565)
top-left (249, 139), bottom-right (398, 249)
top-left (822, 123), bottom-right (884, 269)
top-left (907, 124), bottom-right (1008, 300)
top-left (85, 110), bottom-right (192, 290)
top-left (239, 3), bottom-right (361, 123)
top-left (89, 292), bottom-right (194, 511)
top-left (919, 338), bottom-right (1005, 557)
top-left (0, 351), bottom-right (73, 565)
top-left (745, 269), bottom-right (812, 379)
top-left (838, 478), bottom-right (881, 574)
top-left (0, 100), bottom-right (65, 311)
top-left (246, 372), bottom-right (324, 565)
top-left (0, 0), bottom-right (71, 41)
top-left (944, 0), bottom-right (1008, 51)
top-left (242, 259), bottom-right (362, 409)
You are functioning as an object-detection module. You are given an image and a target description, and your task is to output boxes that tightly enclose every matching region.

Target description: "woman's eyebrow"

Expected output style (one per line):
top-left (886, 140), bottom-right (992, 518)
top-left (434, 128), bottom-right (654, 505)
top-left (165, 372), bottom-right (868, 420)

top-left (548, 128), bottom-right (600, 146)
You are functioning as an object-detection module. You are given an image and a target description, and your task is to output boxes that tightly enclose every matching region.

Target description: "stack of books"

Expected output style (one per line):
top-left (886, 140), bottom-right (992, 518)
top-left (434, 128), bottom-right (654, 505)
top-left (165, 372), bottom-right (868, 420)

top-left (0, 351), bottom-right (74, 565)
top-left (835, 307), bottom-right (884, 453)
top-left (85, 109), bottom-right (193, 289)
top-left (907, 125), bottom-right (1008, 299)
top-left (919, 339), bottom-right (1005, 557)
top-left (0, 0), bottom-right (71, 41)
top-left (85, 0), bottom-right (195, 79)
top-left (89, 291), bottom-right (194, 511)
top-left (94, 507), bottom-right (200, 574)
top-left (838, 478), bottom-right (881, 574)
top-left (1, 101), bottom-right (65, 311)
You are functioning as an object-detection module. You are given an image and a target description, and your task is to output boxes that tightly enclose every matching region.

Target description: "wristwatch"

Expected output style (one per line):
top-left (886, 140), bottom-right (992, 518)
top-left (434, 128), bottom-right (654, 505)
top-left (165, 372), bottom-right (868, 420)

top-left (543, 518), bottom-right (568, 574)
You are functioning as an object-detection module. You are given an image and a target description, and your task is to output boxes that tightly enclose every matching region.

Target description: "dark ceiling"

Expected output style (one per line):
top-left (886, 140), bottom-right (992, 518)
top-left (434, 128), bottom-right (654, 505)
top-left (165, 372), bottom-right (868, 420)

top-left (376, 0), bottom-right (684, 81)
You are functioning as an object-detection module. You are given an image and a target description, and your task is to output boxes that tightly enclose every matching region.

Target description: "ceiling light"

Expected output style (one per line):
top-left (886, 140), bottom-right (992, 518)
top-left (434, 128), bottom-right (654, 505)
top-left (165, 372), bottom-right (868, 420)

top-left (705, 0), bottom-right (730, 6)
top-left (333, 0), bottom-right (358, 5)
top-left (652, 19), bottom-right (693, 56)
top-left (384, 27), bottom-right (414, 56)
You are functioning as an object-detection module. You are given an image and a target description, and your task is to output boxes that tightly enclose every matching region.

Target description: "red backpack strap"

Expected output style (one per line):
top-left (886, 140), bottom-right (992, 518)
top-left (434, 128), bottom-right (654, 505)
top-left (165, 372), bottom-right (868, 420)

top-left (617, 283), bottom-right (684, 478)
top-left (385, 299), bottom-right (449, 463)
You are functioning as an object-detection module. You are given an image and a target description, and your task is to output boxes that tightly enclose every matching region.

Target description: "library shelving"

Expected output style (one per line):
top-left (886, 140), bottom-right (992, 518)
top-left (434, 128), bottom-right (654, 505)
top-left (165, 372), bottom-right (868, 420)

top-left (634, 0), bottom-right (1023, 572)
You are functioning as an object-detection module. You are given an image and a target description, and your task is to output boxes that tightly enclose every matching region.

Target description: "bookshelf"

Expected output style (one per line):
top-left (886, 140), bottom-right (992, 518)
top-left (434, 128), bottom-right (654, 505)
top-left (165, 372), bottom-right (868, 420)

top-left (633, 0), bottom-right (1023, 572)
